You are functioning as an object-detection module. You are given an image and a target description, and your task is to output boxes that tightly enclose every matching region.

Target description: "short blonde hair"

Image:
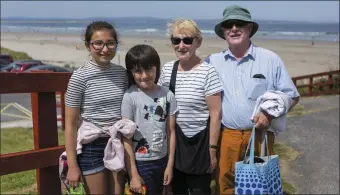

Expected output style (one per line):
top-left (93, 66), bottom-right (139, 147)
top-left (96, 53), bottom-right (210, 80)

top-left (168, 19), bottom-right (202, 40)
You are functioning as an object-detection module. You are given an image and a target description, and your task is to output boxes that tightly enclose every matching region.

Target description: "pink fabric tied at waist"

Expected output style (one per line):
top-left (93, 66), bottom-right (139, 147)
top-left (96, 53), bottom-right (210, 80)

top-left (76, 119), bottom-right (136, 172)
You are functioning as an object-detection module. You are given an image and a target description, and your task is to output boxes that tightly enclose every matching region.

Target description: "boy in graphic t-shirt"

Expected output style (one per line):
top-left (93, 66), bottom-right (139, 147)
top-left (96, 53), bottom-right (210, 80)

top-left (121, 44), bottom-right (178, 195)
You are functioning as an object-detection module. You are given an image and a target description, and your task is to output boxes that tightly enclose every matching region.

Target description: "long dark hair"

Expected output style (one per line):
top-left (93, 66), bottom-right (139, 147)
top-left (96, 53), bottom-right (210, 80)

top-left (84, 21), bottom-right (119, 46)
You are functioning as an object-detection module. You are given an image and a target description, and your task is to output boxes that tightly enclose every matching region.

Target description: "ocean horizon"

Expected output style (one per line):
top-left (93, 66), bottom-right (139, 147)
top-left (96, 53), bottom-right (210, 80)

top-left (1, 17), bottom-right (339, 42)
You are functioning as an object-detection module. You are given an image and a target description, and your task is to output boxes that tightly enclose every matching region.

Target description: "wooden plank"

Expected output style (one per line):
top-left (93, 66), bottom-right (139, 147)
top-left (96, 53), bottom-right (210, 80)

top-left (292, 70), bottom-right (340, 80)
top-left (0, 146), bottom-right (65, 175)
top-left (297, 81), bottom-right (340, 89)
top-left (31, 92), bottom-right (62, 195)
top-left (0, 72), bottom-right (71, 93)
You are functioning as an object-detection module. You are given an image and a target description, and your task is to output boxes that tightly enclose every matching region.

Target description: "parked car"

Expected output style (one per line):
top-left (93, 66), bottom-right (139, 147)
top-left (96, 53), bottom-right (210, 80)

top-left (0, 54), bottom-right (14, 64)
top-left (1, 60), bottom-right (44, 72)
top-left (24, 65), bottom-right (72, 72)
top-left (0, 59), bottom-right (10, 68)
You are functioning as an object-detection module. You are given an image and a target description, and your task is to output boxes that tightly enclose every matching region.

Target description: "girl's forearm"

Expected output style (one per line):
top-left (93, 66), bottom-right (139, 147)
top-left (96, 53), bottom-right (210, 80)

top-left (64, 107), bottom-right (80, 168)
top-left (64, 122), bottom-right (79, 168)
top-left (123, 137), bottom-right (140, 178)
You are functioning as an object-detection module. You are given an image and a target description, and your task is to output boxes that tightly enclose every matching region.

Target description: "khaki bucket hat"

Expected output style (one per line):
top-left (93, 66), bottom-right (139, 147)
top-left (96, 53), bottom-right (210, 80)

top-left (214, 5), bottom-right (259, 39)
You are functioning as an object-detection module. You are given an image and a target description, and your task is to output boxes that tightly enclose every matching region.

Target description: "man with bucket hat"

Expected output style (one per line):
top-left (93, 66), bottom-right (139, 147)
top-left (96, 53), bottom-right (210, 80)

top-left (204, 5), bottom-right (300, 194)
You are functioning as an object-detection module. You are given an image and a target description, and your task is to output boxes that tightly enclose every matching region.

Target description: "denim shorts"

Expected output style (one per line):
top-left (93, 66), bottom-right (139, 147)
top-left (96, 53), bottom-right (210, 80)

top-left (77, 137), bottom-right (110, 176)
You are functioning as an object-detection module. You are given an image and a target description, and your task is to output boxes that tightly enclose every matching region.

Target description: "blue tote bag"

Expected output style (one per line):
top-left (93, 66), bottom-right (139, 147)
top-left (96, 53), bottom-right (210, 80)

top-left (235, 126), bottom-right (283, 195)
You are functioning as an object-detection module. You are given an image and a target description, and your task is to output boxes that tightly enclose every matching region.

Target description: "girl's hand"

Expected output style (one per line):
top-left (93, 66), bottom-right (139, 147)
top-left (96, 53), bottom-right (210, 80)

top-left (66, 166), bottom-right (82, 188)
top-left (163, 166), bottom-right (173, 185)
top-left (130, 175), bottom-right (143, 193)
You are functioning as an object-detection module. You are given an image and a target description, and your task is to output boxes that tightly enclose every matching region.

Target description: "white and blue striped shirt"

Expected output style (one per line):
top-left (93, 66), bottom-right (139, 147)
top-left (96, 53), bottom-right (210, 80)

top-left (158, 60), bottom-right (223, 137)
top-left (65, 61), bottom-right (128, 128)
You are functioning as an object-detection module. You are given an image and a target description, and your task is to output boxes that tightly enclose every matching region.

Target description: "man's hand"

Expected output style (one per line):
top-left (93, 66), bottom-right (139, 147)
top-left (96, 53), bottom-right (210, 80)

top-left (253, 111), bottom-right (273, 130)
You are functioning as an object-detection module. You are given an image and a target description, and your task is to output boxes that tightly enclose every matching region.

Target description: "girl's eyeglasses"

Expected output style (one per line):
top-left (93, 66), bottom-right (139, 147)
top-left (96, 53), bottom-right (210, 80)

top-left (90, 41), bottom-right (117, 50)
top-left (170, 37), bottom-right (196, 45)
top-left (221, 20), bottom-right (249, 29)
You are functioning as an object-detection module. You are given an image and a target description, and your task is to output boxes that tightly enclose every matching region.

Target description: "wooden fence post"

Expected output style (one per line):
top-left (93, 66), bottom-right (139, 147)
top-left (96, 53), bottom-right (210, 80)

top-left (328, 74), bottom-right (333, 90)
top-left (31, 92), bottom-right (61, 195)
top-left (308, 77), bottom-right (313, 96)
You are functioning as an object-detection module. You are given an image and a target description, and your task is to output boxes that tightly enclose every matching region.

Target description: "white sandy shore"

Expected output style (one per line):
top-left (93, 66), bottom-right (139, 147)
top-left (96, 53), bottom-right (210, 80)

top-left (1, 32), bottom-right (339, 77)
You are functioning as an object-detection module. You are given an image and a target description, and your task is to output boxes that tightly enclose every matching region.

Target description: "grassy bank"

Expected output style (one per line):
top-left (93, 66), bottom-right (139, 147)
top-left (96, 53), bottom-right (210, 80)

top-left (0, 47), bottom-right (32, 60)
top-left (1, 128), bottom-right (64, 194)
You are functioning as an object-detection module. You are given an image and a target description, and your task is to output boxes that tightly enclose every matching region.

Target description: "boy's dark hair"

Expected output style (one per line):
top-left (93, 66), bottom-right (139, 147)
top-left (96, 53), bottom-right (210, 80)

top-left (84, 21), bottom-right (119, 45)
top-left (125, 44), bottom-right (161, 87)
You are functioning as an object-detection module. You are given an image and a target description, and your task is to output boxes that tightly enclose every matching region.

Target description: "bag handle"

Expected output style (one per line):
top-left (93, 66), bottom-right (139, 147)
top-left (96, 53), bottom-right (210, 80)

top-left (243, 125), bottom-right (256, 164)
top-left (260, 131), bottom-right (270, 158)
top-left (243, 126), bottom-right (271, 164)
top-left (169, 60), bottom-right (179, 94)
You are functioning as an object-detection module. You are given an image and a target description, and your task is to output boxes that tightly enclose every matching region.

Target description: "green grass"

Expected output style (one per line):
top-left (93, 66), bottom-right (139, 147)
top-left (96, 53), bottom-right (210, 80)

top-left (0, 127), bottom-right (64, 194)
top-left (1, 47), bottom-right (32, 60)
top-left (287, 103), bottom-right (305, 117)
top-left (274, 142), bottom-right (299, 195)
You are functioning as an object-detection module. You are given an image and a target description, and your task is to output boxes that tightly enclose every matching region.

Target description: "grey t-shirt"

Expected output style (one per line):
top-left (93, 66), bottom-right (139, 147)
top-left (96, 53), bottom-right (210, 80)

top-left (121, 85), bottom-right (178, 161)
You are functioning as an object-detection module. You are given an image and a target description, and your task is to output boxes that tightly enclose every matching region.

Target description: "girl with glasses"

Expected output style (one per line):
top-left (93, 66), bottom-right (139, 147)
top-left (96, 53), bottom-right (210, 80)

top-left (64, 21), bottom-right (137, 194)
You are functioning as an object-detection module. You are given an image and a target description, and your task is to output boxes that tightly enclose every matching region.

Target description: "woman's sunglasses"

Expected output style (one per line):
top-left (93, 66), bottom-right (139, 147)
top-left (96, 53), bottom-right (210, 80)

top-left (221, 20), bottom-right (249, 29)
top-left (171, 37), bottom-right (196, 45)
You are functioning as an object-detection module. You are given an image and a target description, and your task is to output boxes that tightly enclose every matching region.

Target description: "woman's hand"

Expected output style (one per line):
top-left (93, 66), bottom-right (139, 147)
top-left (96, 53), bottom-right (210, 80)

top-left (207, 148), bottom-right (217, 173)
top-left (66, 166), bottom-right (82, 188)
top-left (163, 166), bottom-right (173, 185)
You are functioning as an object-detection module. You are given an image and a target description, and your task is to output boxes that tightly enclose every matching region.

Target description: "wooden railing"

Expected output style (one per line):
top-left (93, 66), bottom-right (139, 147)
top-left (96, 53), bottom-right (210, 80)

top-left (0, 72), bottom-right (72, 195)
top-left (292, 70), bottom-right (340, 97)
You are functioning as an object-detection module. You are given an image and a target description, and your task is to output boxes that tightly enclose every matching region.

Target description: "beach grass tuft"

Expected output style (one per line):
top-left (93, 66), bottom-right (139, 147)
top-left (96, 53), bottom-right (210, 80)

top-left (1, 47), bottom-right (32, 60)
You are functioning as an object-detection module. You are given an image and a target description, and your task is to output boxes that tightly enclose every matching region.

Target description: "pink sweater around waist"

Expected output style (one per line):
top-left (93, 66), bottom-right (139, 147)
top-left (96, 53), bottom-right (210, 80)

top-left (76, 119), bottom-right (136, 172)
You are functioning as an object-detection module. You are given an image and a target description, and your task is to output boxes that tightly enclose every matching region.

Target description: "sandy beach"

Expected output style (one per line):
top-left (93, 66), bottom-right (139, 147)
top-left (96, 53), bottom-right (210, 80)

top-left (1, 31), bottom-right (339, 77)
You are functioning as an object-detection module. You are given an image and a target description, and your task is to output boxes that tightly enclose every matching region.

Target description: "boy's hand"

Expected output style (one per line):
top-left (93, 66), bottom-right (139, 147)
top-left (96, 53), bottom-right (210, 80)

top-left (163, 166), bottom-right (173, 185)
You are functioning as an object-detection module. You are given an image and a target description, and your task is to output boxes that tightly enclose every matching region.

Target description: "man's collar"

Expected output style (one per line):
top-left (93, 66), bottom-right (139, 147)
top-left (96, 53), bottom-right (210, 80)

top-left (224, 42), bottom-right (256, 61)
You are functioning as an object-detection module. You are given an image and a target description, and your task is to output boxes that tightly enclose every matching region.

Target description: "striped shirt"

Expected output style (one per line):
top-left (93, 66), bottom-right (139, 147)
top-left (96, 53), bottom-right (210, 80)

top-left (65, 61), bottom-right (128, 128)
top-left (158, 60), bottom-right (223, 137)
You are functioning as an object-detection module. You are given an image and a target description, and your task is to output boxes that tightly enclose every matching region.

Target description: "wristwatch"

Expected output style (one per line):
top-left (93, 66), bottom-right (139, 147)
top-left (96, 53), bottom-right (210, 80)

top-left (209, 144), bottom-right (219, 150)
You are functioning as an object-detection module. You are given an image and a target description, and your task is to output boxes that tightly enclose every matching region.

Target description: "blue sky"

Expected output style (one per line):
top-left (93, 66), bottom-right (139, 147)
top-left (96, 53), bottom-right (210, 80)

top-left (1, 1), bottom-right (339, 23)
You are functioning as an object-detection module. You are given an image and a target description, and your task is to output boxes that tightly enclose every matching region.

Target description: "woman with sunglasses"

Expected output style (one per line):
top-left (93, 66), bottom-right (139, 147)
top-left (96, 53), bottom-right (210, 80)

top-left (64, 21), bottom-right (140, 194)
top-left (158, 19), bottom-right (223, 195)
